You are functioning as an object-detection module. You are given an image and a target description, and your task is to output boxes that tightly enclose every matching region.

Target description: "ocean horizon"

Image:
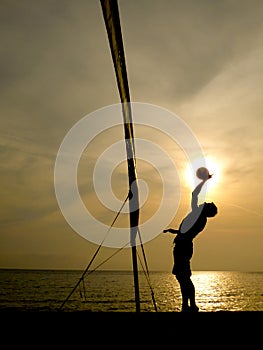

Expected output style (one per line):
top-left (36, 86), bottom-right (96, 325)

top-left (0, 268), bottom-right (262, 313)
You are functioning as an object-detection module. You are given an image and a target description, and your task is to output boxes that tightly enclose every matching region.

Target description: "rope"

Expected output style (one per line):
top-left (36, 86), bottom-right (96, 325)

top-left (137, 228), bottom-right (158, 312)
top-left (81, 241), bottom-right (129, 278)
top-left (77, 241), bottom-right (130, 301)
top-left (58, 192), bottom-right (129, 311)
top-left (58, 192), bottom-right (159, 311)
top-left (78, 237), bottom-right (158, 311)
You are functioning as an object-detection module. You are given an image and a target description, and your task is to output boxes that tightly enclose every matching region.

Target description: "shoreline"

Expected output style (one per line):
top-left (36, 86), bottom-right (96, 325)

top-left (2, 309), bottom-right (262, 325)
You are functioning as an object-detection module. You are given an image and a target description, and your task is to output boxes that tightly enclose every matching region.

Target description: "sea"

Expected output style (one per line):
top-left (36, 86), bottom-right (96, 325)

top-left (0, 269), bottom-right (262, 313)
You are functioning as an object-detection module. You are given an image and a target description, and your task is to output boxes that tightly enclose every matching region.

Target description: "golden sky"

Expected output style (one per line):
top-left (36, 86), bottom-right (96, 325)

top-left (0, 0), bottom-right (262, 271)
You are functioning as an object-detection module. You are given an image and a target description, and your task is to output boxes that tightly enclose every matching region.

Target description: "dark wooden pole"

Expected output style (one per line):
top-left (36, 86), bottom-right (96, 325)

top-left (100, 0), bottom-right (140, 312)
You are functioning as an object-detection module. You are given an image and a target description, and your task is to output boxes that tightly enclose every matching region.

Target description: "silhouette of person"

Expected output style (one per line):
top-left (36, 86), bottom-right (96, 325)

top-left (163, 175), bottom-right (218, 312)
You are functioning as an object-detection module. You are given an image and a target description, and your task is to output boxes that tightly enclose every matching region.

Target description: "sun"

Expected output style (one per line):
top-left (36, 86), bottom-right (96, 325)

top-left (184, 156), bottom-right (221, 190)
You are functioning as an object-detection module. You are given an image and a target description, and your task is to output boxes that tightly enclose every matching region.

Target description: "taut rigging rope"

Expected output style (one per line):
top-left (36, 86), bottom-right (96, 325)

top-left (58, 192), bottom-right (129, 311)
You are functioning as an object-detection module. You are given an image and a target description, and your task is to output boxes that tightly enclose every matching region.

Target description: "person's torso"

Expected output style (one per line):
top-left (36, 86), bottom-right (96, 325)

top-left (179, 208), bottom-right (207, 238)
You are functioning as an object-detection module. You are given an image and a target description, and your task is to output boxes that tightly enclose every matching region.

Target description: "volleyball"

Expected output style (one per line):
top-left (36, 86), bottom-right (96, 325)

top-left (196, 167), bottom-right (210, 180)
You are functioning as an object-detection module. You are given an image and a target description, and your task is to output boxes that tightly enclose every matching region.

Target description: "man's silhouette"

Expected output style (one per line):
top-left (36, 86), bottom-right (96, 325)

top-left (163, 175), bottom-right (218, 312)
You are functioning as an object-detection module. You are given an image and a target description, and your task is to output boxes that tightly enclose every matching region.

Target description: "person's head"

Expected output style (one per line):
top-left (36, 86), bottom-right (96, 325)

top-left (202, 202), bottom-right (218, 217)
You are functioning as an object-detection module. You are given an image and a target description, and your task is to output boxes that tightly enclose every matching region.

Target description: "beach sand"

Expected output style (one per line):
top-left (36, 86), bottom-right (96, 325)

top-left (1, 310), bottom-right (261, 345)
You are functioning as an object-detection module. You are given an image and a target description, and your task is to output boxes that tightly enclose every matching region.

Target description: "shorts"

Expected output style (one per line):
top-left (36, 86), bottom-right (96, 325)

top-left (172, 260), bottom-right (191, 278)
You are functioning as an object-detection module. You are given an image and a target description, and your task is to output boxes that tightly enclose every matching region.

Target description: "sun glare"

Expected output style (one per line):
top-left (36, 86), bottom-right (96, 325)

top-left (184, 156), bottom-right (221, 190)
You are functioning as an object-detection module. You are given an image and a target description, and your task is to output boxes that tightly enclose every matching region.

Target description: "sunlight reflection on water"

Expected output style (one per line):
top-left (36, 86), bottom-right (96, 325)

top-left (191, 271), bottom-right (262, 312)
top-left (0, 269), bottom-right (262, 312)
top-left (137, 271), bottom-right (263, 312)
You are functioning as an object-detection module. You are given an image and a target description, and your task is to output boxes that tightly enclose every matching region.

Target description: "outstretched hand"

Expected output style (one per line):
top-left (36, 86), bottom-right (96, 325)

top-left (163, 228), bottom-right (180, 234)
top-left (202, 173), bottom-right (213, 183)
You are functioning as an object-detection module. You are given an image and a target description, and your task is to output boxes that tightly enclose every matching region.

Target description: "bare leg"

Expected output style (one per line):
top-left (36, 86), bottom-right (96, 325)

top-left (188, 278), bottom-right (199, 311)
top-left (179, 282), bottom-right (189, 311)
top-left (177, 277), bottom-right (199, 312)
top-left (177, 277), bottom-right (190, 311)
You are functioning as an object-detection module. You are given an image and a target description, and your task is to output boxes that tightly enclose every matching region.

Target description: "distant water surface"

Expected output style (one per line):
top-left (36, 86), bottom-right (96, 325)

top-left (0, 269), bottom-right (262, 312)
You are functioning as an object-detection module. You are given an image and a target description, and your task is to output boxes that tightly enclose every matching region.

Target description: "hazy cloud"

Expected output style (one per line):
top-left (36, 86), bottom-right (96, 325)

top-left (0, 0), bottom-right (262, 270)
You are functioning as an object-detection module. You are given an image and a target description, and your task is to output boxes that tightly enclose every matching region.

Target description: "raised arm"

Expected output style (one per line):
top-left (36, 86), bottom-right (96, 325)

top-left (191, 178), bottom-right (210, 210)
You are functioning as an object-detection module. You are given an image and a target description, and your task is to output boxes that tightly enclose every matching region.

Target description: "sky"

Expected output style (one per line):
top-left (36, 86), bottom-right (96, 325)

top-left (0, 0), bottom-right (262, 272)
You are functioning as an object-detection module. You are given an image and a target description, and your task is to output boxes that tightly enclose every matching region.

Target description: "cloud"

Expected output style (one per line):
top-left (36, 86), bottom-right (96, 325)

top-left (0, 133), bottom-right (56, 225)
top-left (121, 0), bottom-right (263, 103)
top-left (0, 0), bottom-right (262, 270)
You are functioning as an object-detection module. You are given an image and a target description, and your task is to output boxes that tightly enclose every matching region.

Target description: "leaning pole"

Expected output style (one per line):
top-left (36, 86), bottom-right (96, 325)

top-left (100, 0), bottom-right (140, 312)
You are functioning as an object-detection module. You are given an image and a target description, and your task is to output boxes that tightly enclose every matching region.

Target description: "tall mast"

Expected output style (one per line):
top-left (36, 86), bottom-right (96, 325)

top-left (100, 0), bottom-right (140, 312)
